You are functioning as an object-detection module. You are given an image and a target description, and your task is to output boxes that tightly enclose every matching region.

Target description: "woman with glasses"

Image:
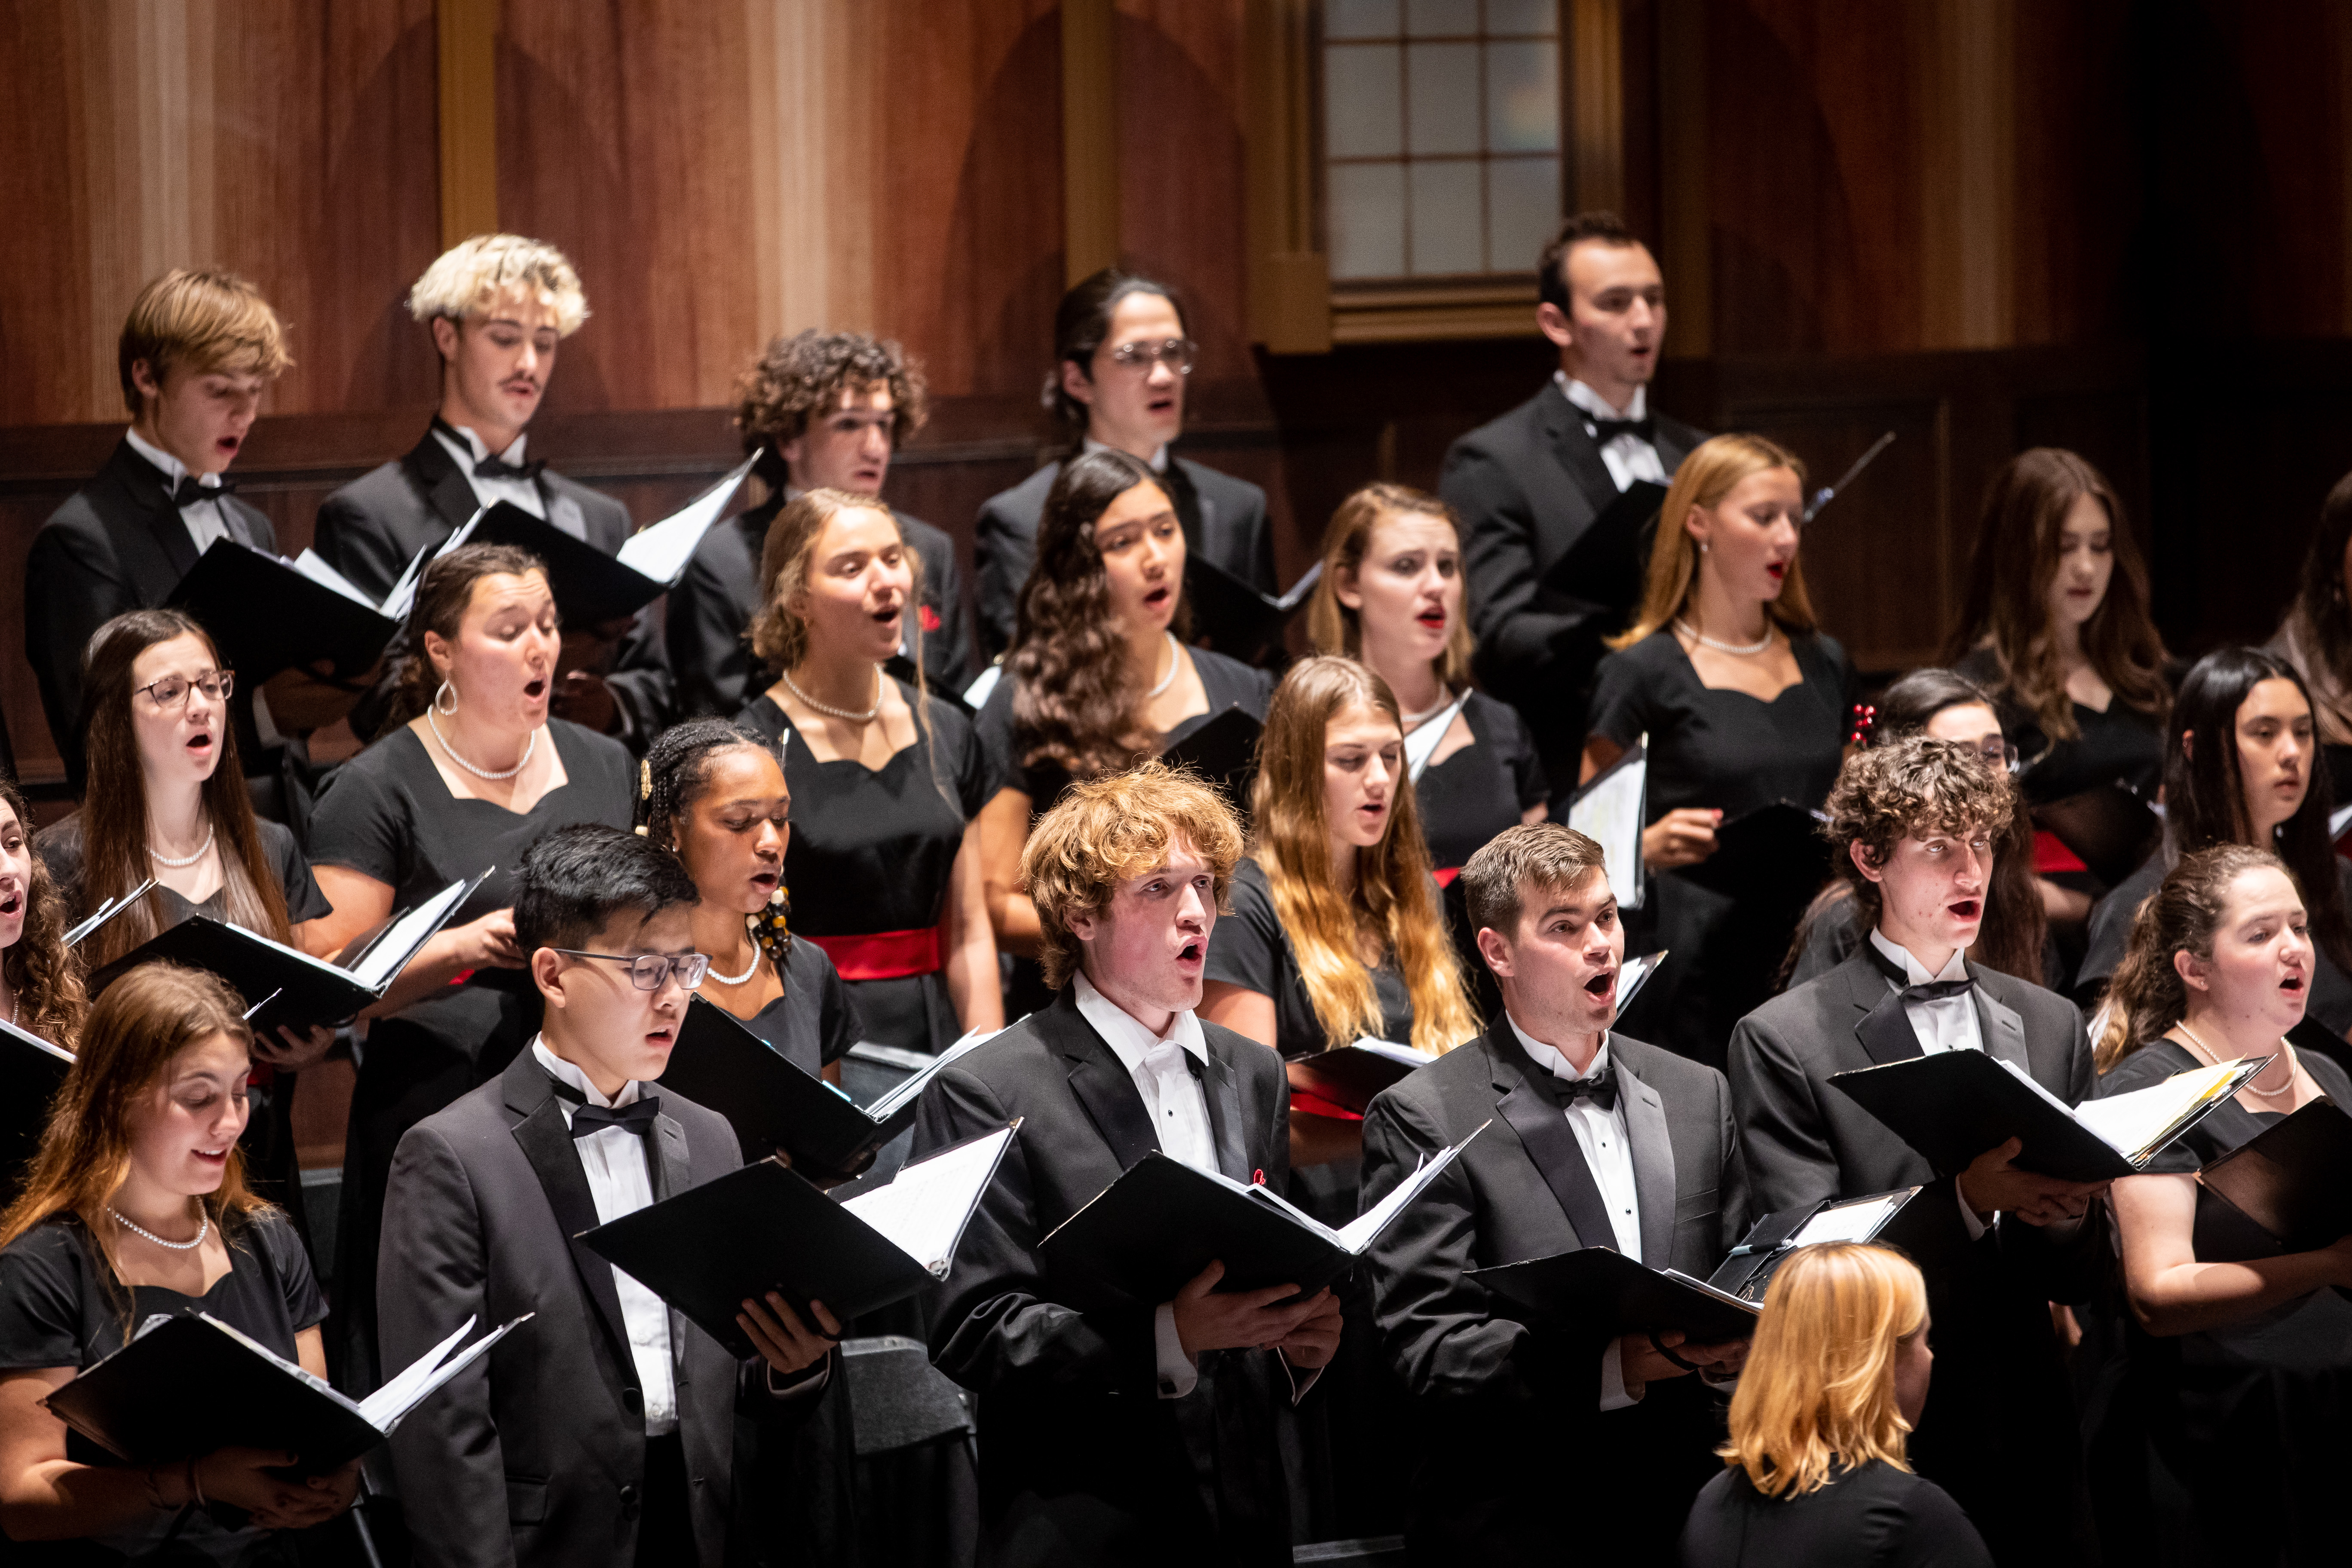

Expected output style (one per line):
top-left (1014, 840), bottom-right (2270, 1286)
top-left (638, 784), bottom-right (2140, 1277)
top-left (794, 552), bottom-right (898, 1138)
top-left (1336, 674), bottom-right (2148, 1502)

top-left (1782, 668), bottom-right (2058, 990)
top-left (971, 268), bottom-right (1275, 661)
top-left (1579, 434), bottom-right (1855, 1068)
top-left (302, 543), bottom-right (635, 1390)
top-left (35, 609), bottom-right (336, 1224)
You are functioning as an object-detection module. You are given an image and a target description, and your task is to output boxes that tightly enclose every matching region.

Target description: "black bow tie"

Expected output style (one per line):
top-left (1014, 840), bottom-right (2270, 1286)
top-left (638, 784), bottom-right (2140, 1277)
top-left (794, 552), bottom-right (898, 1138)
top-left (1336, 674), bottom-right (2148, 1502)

top-left (1900, 979), bottom-right (1975, 1004)
top-left (1584, 415), bottom-right (1655, 445)
top-left (169, 475), bottom-right (233, 508)
top-left (1560, 1069), bottom-right (1619, 1113)
top-left (568, 1098), bottom-right (660, 1139)
top-left (475, 452), bottom-right (546, 483)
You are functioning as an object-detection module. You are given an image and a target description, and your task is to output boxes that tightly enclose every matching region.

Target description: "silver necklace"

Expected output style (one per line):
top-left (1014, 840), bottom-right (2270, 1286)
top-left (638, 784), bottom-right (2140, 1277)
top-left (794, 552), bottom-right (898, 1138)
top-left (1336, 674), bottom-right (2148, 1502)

top-left (426, 709), bottom-right (538, 781)
top-left (108, 1204), bottom-right (209, 1251)
top-left (146, 823), bottom-right (215, 868)
top-left (781, 665), bottom-right (882, 723)
top-left (1145, 633), bottom-right (1181, 699)
top-left (2174, 1022), bottom-right (2298, 1101)
top-left (1674, 617), bottom-right (1773, 657)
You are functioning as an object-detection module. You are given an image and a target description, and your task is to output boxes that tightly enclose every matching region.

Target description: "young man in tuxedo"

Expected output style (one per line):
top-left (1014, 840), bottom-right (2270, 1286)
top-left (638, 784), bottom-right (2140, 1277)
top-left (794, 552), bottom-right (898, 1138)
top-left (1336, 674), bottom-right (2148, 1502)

top-left (23, 269), bottom-right (310, 804)
top-left (377, 823), bottom-right (836, 1568)
top-left (667, 330), bottom-right (974, 716)
top-left (313, 234), bottom-right (672, 744)
top-left (972, 269), bottom-right (1276, 662)
top-left (911, 762), bottom-right (1341, 1567)
top-left (1727, 736), bottom-right (2106, 1567)
top-left (1442, 212), bottom-right (1709, 795)
top-left (1359, 822), bottom-right (1747, 1566)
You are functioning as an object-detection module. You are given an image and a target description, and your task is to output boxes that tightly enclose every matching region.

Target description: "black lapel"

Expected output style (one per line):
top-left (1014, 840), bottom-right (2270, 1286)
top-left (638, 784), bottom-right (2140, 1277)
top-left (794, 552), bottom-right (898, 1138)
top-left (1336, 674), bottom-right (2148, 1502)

top-left (1614, 1050), bottom-right (1678, 1268)
top-left (649, 1106), bottom-right (691, 1201)
top-left (404, 426), bottom-right (484, 534)
top-left (1488, 1023), bottom-right (1618, 1249)
top-left (1855, 986), bottom-right (1929, 1066)
top-left (501, 1054), bottom-right (641, 1393)
top-left (1197, 1044), bottom-right (1251, 1182)
top-left (1537, 382), bottom-right (1627, 519)
top-left (1040, 990), bottom-right (1161, 1171)
top-left (1160, 457), bottom-right (1207, 560)
top-left (109, 441), bottom-right (205, 579)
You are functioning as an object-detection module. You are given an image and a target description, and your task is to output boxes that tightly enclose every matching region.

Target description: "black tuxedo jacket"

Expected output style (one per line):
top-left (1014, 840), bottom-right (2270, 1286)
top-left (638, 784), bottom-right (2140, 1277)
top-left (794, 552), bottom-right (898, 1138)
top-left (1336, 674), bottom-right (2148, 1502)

top-left (313, 428), bottom-right (673, 742)
top-left (664, 490), bottom-right (974, 717)
top-left (1360, 1018), bottom-right (1746, 1565)
top-left (911, 986), bottom-right (1302, 1568)
top-left (972, 454), bottom-right (1276, 660)
top-left (378, 1047), bottom-right (817, 1568)
top-left (25, 438), bottom-right (284, 789)
top-left (1442, 381), bottom-right (1706, 790)
top-left (1726, 951), bottom-right (2101, 1567)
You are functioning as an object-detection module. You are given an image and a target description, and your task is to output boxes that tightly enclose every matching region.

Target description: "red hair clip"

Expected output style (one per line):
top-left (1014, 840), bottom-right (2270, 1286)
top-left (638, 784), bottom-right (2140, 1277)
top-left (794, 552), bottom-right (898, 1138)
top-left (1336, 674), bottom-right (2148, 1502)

top-left (1847, 703), bottom-right (1877, 747)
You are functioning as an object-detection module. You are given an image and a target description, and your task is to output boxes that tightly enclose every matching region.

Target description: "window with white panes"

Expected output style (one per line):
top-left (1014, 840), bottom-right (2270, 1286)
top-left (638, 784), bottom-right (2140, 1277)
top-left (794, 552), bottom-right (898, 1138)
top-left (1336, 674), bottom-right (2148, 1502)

top-left (1322, 0), bottom-right (1563, 283)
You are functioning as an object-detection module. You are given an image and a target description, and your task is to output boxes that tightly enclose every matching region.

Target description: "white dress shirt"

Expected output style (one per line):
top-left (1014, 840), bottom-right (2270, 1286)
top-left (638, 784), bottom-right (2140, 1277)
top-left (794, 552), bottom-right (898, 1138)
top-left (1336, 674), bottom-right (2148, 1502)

top-left (1082, 435), bottom-right (1170, 474)
top-left (1553, 374), bottom-right (1668, 491)
top-left (434, 422), bottom-right (558, 525)
top-left (124, 427), bottom-right (234, 555)
top-left (1866, 931), bottom-right (1993, 1242)
top-left (1507, 1014), bottom-right (1646, 1410)
top-left (530, 1038), bottom-right (680, 1435)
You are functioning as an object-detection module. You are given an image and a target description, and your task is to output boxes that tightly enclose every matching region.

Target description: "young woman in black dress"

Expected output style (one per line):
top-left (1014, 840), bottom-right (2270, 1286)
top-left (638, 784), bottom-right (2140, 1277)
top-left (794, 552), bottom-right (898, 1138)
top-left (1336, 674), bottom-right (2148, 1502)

top-left (1783, 668), bottom-right (2055, 991)
top-left (0, 965), bottom-right (360, 1561)
top-left (2099, 845), bottom-right (2352, 1565)
top-left (1681, 1243), bottom-right (1988, 1568)
top-left (0, 777), bottom-right (86, 1052)
top-left (976, 448), bottom-right (1273, 995)
top-left (1582, 433), bottom-right (1855, 1068)
top-left (1944, 449), bottom-right (2171, 926)
top-left (35, 610), bottom-right (336, 1223)
top-left (735, 488), bottom-right (1000, 1053)
top-left (304, 544), bottom-right (635, 1388)
top-left (2075, 649), bottom-right (2352, 1051)
top-left (1307, 482), bottom-right (1547, 875)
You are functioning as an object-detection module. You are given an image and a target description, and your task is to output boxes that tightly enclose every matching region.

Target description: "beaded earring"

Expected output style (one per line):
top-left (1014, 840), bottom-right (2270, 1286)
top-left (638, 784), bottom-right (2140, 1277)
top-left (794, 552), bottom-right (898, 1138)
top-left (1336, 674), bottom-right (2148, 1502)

top-left (747, 883), bottom-right (792, 971)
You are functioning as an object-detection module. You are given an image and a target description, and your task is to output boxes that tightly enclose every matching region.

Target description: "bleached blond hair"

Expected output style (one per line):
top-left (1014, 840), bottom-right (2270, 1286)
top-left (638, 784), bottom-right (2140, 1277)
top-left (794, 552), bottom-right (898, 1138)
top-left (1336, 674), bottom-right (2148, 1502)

top-left (407, 233), bottom-right (588, 335)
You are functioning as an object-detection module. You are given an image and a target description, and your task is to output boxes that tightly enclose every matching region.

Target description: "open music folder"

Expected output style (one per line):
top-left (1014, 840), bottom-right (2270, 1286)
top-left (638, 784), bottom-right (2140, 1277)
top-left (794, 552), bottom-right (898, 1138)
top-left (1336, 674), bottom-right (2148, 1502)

top-left (2199, 1097), bottom-right (2352, 1250)
top-left (168, 539), bottom-right (432, 683)
top-left (1469, 1246), bottom-right (1762, 1343)
top-left (1, 1017), bottom-right (73, 1197)
top-left (1565, 737), bottom-right (1647, 908)
top-left (581, 1123), bottom-right (1017, 1360)
top-left (1037, 1123), bottom-right (1485, 1304)
top-left (2029, 779), bottom-right (2162, 887)
top-left (1704, 1186), bottom-right (1930, 1302)
top-left (1183, 557), bottom-right (1322, 665)
top-left (1829, 1051), bottom-right (2264, 1183)
top-left (1538, 479), bottom-right (1670, 611)
top-left (44, 1311), bottom-right (528, 1474)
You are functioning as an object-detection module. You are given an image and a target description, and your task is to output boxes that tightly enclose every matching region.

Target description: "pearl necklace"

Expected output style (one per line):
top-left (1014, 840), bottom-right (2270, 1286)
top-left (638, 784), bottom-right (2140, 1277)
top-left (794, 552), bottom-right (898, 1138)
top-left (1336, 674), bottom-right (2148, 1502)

top-left (109, 1205), bottom-right (210, 1251)
top-left (146, 824), bottom-right (215, 868)
top-left (1400, 689), bottom-right (1456, 729)
top-left (427, 709), bottom-right (538, 781)
top-left (781, 665), bottom-right (882, 723)
top-left (1674, 618), bottom-right (1774, 656)
top-left (706, 938), bottom-right (763, 987)
top-left (2174, 1021), bottom-right (2299, 1101)
top-left (1145, 633), bottom-right (1182, 699)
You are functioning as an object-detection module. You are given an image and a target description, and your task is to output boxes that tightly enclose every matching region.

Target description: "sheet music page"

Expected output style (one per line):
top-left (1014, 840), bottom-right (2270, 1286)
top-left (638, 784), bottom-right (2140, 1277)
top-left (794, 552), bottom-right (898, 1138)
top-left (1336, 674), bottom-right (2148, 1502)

top-left (0, 1015), bottom-right (74, 1063)
top-left (1335, 1122), bottom-right (1487, 1253)
top-left (1790, 1192), bottom-right (1905, 1246)
top-left (964, 665), bottom-right (1004, 710)
top-left (349, 877), bottom-right (477, 991)
top-left (864, 1021), bottom-right (1012, 1121)
top-left (64, 881), bottom-right (155, 948)
top-left (1348, 1038), bottom-right (1432, 1069)
top-left (355, 1316), bottom-right (475, 1428)
top-left (1568, 755), bottom-right (1646, 904)
top-left (839, 1126), bottom-right (1015, 1270)
top-left (360, 1315), bottom-right (530, 1434)
top-left (615, 453), bottom-right (760, 584)
top-left (290, 549), bottom-right (377, 606)
top-left (2069, 1060), bottom-right (2242, 1160)
top-left (380, 540), bottom-right (438, 620)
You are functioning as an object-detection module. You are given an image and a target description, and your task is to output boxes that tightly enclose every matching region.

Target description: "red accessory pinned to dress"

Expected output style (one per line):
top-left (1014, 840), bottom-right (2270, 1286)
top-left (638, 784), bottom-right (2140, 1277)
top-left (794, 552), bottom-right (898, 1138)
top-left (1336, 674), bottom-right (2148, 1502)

top-left (1847, 702), bottom-right (1878, 747)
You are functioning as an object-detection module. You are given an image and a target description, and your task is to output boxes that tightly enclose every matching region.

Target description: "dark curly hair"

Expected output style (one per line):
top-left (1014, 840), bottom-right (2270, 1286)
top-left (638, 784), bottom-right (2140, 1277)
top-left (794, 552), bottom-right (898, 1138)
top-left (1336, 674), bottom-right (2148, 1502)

top-left (1008, 448), bottom-right (1185, 779)
top-left (379, 543), bottom-right (549, 738)
top-left (733, 330), bottom-right (928, 459)
top-left (0, 775), bottom-right (86, 1046)
top-left (1045, 269), bottom-right (1187, 433)
top-left (1823, 735), bottom-right (2019, 932)
top-left (634, 719), bottom-right (793, 970)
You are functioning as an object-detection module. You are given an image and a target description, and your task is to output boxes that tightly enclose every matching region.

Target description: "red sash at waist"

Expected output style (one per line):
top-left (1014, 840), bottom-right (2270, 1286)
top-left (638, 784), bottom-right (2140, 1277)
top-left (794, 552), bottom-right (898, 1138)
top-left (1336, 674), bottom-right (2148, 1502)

top-left (809, 926), bottom-right (943, 981)
top-left (2032, 828), bottom-right (2088, 876)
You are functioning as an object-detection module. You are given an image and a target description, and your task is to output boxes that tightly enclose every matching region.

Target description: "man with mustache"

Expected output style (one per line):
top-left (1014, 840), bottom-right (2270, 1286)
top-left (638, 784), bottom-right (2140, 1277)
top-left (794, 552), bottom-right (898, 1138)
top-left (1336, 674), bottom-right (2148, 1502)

top-left (314, 234), bottom-right (672, 746)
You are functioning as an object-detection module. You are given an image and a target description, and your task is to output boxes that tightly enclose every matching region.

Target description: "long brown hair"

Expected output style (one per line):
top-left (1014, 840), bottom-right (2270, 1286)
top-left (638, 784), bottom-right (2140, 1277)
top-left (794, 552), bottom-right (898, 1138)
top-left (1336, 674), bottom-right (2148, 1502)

top-left (1009, 448), bottom-right (1186, 779)
top-left (748, 487), bottom-right (930, 693)
top-left (0, 964), bottom-right (266, 1267)
top-left (2277, 467), bottom-right (2352, 740)
top-left (76, 611), bottom-right (291, 967)
top-left (1611, 433), bottom-right (1818, 649)
top-left (2096, 843), bottom-right (2290, 1073)
top-left (379, 542), bottom-right (550, 737)
top-left (1307, 481), bottom-right (1475, 687)
top-left (1943, 447), bottom-right (2168, 742)
top-left (1251, 657), bottom-right (1477, 1054)
top-left (0, 776), bottom-right (86, 1046)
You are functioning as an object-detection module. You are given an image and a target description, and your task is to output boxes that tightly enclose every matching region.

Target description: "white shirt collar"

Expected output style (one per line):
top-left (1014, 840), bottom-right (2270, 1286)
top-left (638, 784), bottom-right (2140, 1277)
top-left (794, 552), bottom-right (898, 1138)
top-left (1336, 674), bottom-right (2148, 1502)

top-left (1082, 435), bottom-right (1170, 474)
top-left (435, 420), bottom-right (529, 469)
top-left (1072, 970), bottom-right (1207, 1072)
top-left (1504, 1011), bottom-right (1613, 1085)
top-left (1867, 928), bottom-right (1968, 986)
top-left (1553, 374), bottom-right (1648, 424)
top-left (530, 1036), bottom-right (646, 1112)
top-left (124, 427), bottom-right (216, 489)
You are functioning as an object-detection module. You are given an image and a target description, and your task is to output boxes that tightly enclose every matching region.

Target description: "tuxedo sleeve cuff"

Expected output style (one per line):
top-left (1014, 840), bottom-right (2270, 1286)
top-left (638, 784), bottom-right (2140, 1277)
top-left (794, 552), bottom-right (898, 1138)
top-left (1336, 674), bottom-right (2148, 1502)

top-left (1599, 1338), bottom-right (1640, 1411)
top-left (1153, 1302), bottom-right (1199, 1399)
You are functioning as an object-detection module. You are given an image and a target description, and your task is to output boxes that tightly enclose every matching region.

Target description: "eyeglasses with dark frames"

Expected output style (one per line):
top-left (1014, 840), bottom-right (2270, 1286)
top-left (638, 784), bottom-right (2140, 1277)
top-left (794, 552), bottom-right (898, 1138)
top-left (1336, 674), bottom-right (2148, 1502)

top-left (551, 949), bottom-right (711, 992)
top-left (1106, 337), bottom-right (1197, 375)
top-left (135, 670), bottom-right (236, 710)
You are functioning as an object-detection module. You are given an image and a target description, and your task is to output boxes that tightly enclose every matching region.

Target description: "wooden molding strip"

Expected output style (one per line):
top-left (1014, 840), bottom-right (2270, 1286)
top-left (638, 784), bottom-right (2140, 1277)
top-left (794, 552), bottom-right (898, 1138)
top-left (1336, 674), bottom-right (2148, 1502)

top-left (437, 0), bottom-right (499, 248)
top-left (1061, 0), bottom-right (1120, 285)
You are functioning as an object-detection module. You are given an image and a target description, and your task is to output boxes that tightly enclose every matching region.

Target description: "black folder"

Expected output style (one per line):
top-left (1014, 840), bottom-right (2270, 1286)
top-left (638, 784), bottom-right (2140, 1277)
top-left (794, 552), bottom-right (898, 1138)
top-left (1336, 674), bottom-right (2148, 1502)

top-left (43, 1311), bottom-right (525, 1474)
top-left (1703, 1186), bottom-right (1930, 1302)
top-left (1161, 704), bottom-right (1263, 808)
top-left (1, 1020), bottom-right (73, 1199)
top-left (2029, 781), bottom-right (2161, 887)
top-left (1286, 1040), bottom-right (1432, 1118)
top-left (2199, 1097), bottom-right (2352, 1250)
top-left (1183, 558), bottom-right (1321, 665)
top-left (1469, 1246), bottom-right (1761, 1343)
top-left (656, 996), bottom-right (908, 1182)
top-left (167, 542), bottom-right (402, 683)
top-left (1538, 479), bottom-right (1671, 610)
top-left (1679, 799), bottom-right (1828, 900)
top-left (581, 1124), bottom-right (1016, 1360)
top-left (461, 502), bottom-right (669, 625)
top-left (2324, 744), bottom-right (2352, 819)
top-left (1828, 1049), bottom-right (2254, 1184)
